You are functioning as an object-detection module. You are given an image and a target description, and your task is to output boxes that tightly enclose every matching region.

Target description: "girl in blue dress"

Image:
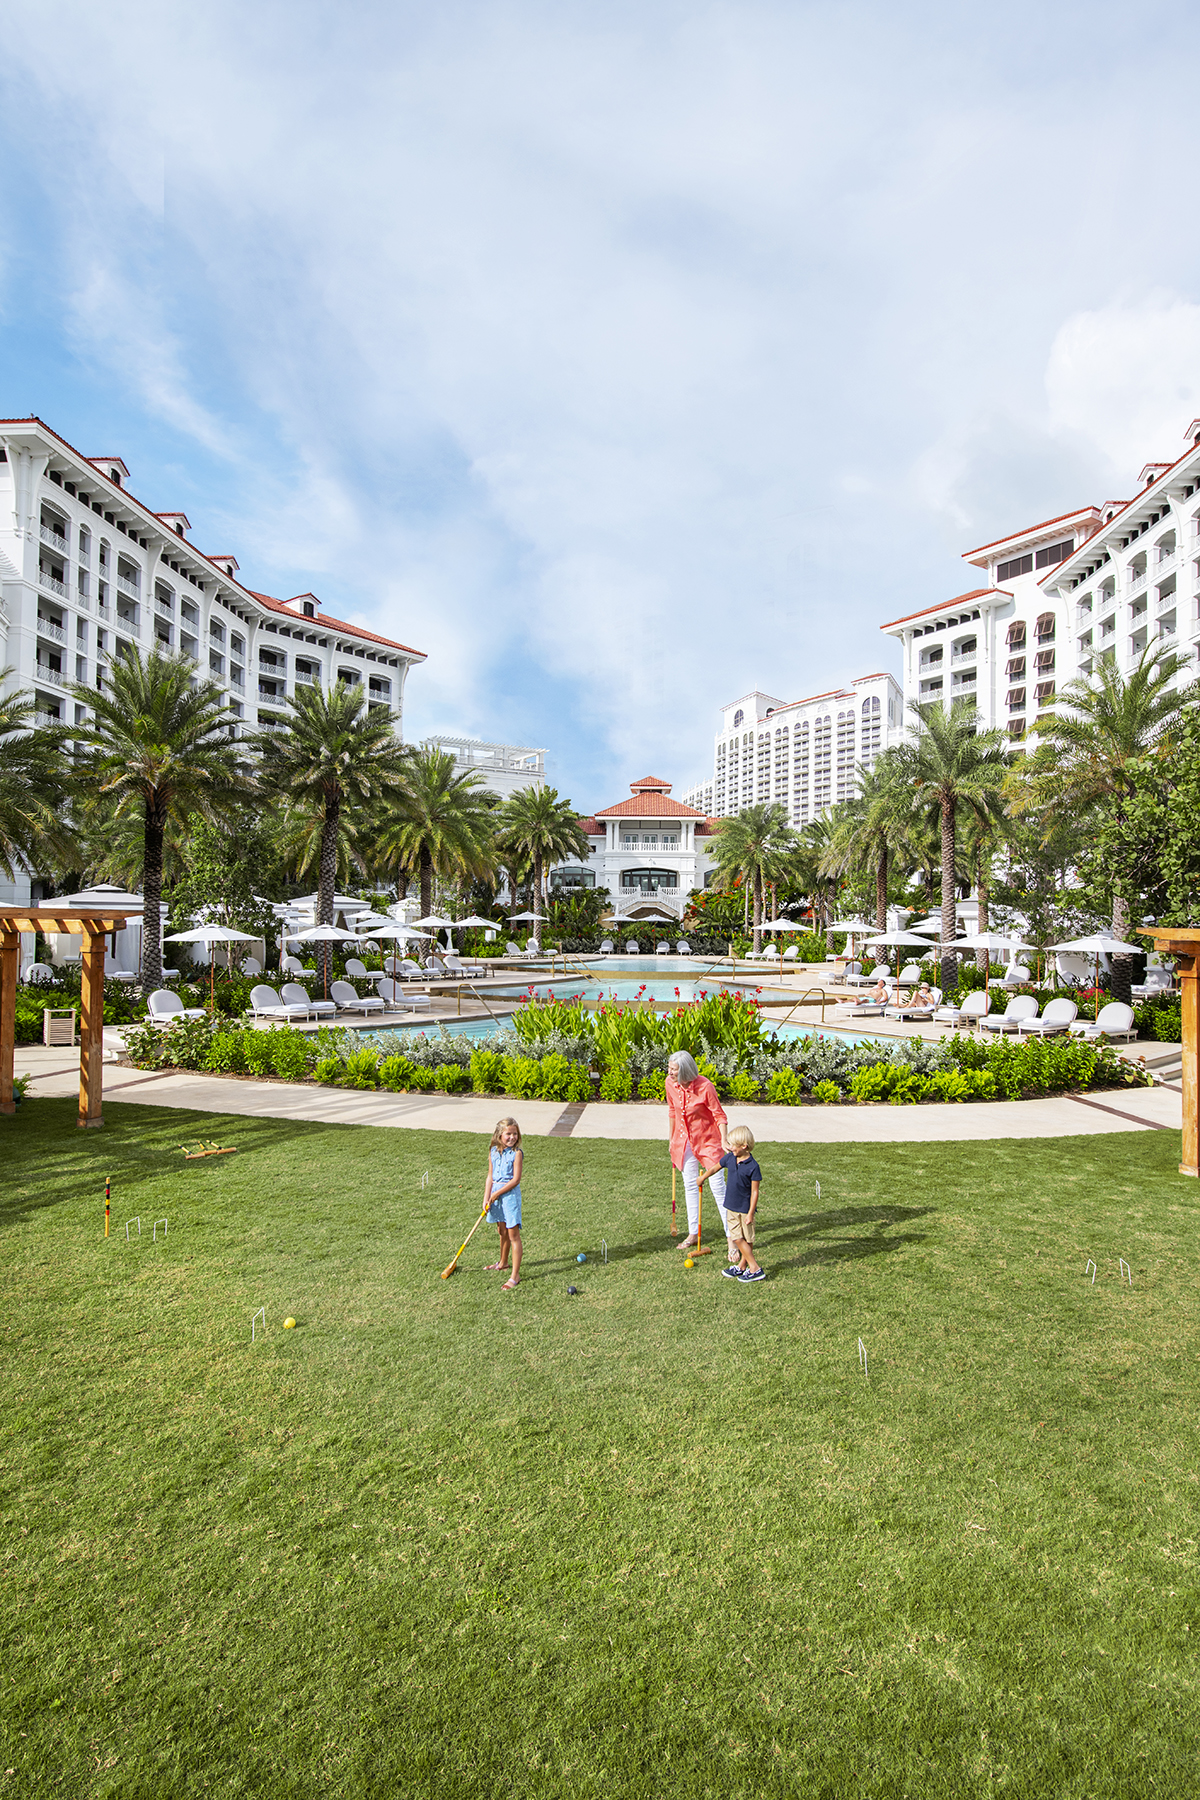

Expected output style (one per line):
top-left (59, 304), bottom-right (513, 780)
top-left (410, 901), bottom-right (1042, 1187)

top-left (484, 1117), bottom-right (523, 1289)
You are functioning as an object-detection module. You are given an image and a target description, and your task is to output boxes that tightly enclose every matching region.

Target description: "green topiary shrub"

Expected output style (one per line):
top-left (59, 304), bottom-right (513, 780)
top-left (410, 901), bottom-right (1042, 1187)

top-left (638, 1068), bottom-right (667, 1101)
top-left (598, 1064), bottom-right (632, 1103)
top-left (729, 1071), bottom-right (762, 1102)
top-left (434, 1063), bottom-right (471, 1094)
top-left (379, 1054), bottom-right (417, 1091)
top-left (764, 1067), bottom-right (801, 1105)
top-left (811, 1079), bottom-right (841, 1105)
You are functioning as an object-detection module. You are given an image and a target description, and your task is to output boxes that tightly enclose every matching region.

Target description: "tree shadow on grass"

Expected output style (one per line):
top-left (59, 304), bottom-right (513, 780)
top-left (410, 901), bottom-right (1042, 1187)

top-left (761, 1202), bottom-right (935, 1273)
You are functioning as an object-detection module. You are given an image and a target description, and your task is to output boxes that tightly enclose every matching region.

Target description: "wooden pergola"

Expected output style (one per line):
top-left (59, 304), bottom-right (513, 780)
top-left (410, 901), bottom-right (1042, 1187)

top-left (1143, 926), bottom-right (1200, 1179)
top-left (0, 906), bottom-right (142, 1129)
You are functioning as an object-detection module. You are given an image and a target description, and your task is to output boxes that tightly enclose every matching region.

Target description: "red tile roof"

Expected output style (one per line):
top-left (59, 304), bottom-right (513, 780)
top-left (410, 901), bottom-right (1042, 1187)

top-left (595, 794), bottom-right (707, 819)
top-left (247, 592), bottom-right (423, 658)
top-left (879, 588), bottom-right (1001, 631)
top-left (629, 775), bottom-right (672, 789)
top-left (963, 507), bottom-right (1100, 560)
top-left (577, 816), bottom-right (601, 835)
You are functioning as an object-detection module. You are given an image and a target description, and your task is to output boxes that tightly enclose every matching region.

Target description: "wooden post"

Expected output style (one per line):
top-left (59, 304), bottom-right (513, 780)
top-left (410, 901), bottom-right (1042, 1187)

top-left (79, 924), bottom-right (106, 1130)
top-left (1145, 929), bottom-right (1200, 1180)
top-left (0, 930), bottom-right (17, 1117)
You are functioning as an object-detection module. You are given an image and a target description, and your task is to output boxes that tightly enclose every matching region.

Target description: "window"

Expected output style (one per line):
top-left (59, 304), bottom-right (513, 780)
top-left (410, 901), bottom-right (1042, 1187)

top-left (621, 868), bottom-right (678, 891)
top-left (1007, 688), bottom-right (1026, 711)
top-left (732, 709), bottom-right (744, 728)
top-left (1035, 681), bottom-right (1056, 705)
top-left (1035, 612), bottom-right (1056, 641)
top-left (1006, 656), bottom-right (1026, 677)
top-left (998, 553), bottom-right (1033, 582)
top-left (1034, 538), bottom-right (1074, 570)
top-left (1006, 622), bottom-right (1026, 647)
top-left (1034, 648), bottom-right (1055, 671)
top-left (551, 868), bottom-right (595, 890)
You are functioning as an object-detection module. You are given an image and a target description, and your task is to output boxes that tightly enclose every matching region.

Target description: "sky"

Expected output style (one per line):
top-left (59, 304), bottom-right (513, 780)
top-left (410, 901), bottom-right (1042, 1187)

top-left (4, 0), bottom-right (1200, 809)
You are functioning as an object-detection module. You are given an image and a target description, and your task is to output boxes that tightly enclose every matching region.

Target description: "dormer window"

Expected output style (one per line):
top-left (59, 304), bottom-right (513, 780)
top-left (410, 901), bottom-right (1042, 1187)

top-left (732, 709), bottom-right (744, 728)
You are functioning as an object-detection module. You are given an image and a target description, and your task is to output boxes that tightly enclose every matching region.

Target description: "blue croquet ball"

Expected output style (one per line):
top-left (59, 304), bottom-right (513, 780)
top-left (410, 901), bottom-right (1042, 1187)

top-left (567, 1285), bottom-right (578, 1295)
top-left (577, 1253), bottom-right (587, 1263)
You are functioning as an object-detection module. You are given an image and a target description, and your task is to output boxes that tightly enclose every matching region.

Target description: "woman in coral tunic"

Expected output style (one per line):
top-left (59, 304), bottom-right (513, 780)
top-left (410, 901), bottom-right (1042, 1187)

top-left (666, 1051), bottom-right (730, 1252)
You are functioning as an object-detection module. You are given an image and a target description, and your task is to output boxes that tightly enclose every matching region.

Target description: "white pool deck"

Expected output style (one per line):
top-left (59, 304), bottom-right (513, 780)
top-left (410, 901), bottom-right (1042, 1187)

top-left (13, 1037), bottom-right (1183, 1144)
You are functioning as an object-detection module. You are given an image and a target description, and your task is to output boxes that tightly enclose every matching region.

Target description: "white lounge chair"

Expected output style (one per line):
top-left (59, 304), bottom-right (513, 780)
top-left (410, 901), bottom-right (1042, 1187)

top-left (978, 994), bottom-right (1040, 1034)
top-left (896, 962), bottom-right (924, 987)
top-left (1002, 963), bottom-right (1033, 989)
top-left (1069, 1002), bottom-right (1137, 1043)
top-left (280, 981), bottom-right (336, 1018)
top-left (1131, 969), bottom-right (1173, 1000)
top-left (1016, 997), bottom-right (1078, 1038)
top-left (626, 940), bottom-right (640, 954)
top-left (424, 955), bottom-right (449, 977)
top-left (885, 987), bottom-right (942, 1021)
top-left (761, 945), bottom-right (781, 962)
top-left (524, 939), bottom-right (541, 956)
top-left (21, 962), bottom-right (55, 985)
top-left (249, 984), bottom-right (313, 1023)
top-left (387, 958), bottom-right (425, 982)
top-left (281, 955), bottom-right (316, 980)
top-left (600, 939), bottom-right (615, 955)
top-left (835, 959), bottom-right (861, 986)
top-left (104, 952), bottom-right (137, 984)
top-left (147, 988), bottom-right (207, 1023)
top-left (782, 945), bottom-right (799, 963)
top-left (330, 979), bottom-right (385, 1017)
top-left (240, 956), bottom-right (263, 977)
top-left (846, 961), bottom-right (889, 988)
top-left (933, 990), bottom-right (992, 1030)
top-left (676, 940), bottom-right (690, 956)
top-left (378, 978), bottom-right (431, 1013)
top-left (505, 940), bottom-right (523, 956)
top-left (655, 941), bottom-right (670, 956)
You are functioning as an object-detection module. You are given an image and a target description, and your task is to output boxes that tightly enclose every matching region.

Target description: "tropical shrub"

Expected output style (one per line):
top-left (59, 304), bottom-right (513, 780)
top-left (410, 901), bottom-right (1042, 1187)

top-left (764, 1068), bottom-right (801, 1105)
top-left (506, 1057), bottom-right (544, 1100)
top-left (341, 1049), bottom-right (382, 1090)
top-left (432, 1063), bottom-right (469, 1094)
top-left (205, 1030), bottom-right (248, 1075)
top-left (637, 1068), bottom-right (667, 1102)
top-left (406, 1066), bottom-right (435, 1092)
top-left (269, 1030), bottom-right (312, 1081)
top-left (728, 1071), bottom-right (761, 1102)
top-left (470, 1049), bottom-right (508, 1094)
top-left (242, 1031), bottom-right (278, 1079)
top-left (811, 1079), bottom-right (841, 1104)
top-left (314, 1056), bottom-right (343, 1085)
top-left (536, 1054), bottom-right (576, 1102)
top-left (598, 1064), bottom-right (633, 1103)
top-left (380, 1054), bottom-right (417, 1090)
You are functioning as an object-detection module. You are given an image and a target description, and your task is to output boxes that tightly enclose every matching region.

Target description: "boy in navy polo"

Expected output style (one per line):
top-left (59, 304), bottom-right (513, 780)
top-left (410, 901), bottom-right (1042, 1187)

top-left (718, 1125), bottom-right (764, 1283)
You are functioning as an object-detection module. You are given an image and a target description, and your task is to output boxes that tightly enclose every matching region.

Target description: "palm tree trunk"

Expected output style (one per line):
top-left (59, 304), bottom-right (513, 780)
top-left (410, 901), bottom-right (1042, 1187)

top-left (318, 791), bottom-right (341, 988)
top-left (142, 798), bottom-right (165, 994)
top-left (1110, 891), bottom-right (1133, 1006)
top-left (752, 868), bottom-right (762, 952)
top-left (876, 845), bottom-right (888, 932)
top-left (420, 846), bottom-right (433, 920)
top-left (533, 852), bottom-right (544, 942)
top-left (975, 846), bottom-right (990, 975)
top-left (940, 796), bottom-right (957, 996)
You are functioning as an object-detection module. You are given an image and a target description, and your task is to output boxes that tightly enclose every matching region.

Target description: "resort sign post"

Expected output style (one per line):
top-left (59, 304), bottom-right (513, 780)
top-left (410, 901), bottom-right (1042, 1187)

top-left (0, 905), bottom-right (141, 1128)
top-left (1142, 927), bottom-right (1199, 1180)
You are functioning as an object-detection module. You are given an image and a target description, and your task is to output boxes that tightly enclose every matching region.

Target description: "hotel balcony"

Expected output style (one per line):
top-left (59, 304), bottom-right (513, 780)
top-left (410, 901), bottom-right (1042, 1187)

top-left (40, 523), bottom-right (69, 554)
top-left (116, 572), bottom-right (141, 601)
top-left (229, 666), bottom-right (245, 691)
top-left (155, 594), bottom-right (174, 619)
top-left (294, 667), bottom-right (318, 685)
top-left (35, 663), bottom-right (67, 689)
top-left (37, 617), bottom-right (67, 645)
top-left (116, 602), bottom-right (140, 631)
top-left (38, 566), bottom-right (68, 599)
top-left (1128, 567), bottom-right (1147, 593)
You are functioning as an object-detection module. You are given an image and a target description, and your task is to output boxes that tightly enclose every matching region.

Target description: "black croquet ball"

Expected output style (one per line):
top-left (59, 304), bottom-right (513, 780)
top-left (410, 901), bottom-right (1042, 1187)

top-left (567, 1285), bottom-right (578, 1295)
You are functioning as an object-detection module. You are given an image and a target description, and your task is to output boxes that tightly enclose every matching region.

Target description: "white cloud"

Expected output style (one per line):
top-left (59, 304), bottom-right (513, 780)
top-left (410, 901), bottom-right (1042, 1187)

top-left (1045, 293), bottom-right (1200, 483)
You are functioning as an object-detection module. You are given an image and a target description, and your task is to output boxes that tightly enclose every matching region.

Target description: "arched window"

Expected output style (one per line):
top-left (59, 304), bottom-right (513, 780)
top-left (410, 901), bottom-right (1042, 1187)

top-left (621, 868), bottom-right (678, 892)
top-left (732, 709), bottom-right (744, 728)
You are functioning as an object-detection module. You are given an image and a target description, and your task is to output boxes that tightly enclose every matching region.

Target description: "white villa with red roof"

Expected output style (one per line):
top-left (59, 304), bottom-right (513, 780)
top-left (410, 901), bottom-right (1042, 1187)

top-left (0, 417), bottom-right (425, 764)
top-left (881, 418), bottom-right (1200, 742)
top-left (549, 776), bottom-right (719, 923)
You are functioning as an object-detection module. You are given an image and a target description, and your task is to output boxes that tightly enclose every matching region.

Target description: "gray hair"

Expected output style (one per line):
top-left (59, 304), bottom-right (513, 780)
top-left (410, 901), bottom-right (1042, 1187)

top-left (668, 1051), bottom-right (699, 1085)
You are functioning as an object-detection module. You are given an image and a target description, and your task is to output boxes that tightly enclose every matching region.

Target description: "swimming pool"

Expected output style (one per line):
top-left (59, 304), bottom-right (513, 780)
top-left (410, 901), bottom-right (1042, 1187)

top-left (480, 975), bottom-right (762, 1004)
top-left (362, 1015), bottom-right (878, 1048)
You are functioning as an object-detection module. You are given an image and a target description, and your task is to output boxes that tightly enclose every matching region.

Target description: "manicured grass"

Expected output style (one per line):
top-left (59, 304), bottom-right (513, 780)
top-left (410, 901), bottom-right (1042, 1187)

top-left (2, 1098), bottom-right (1198, 1797)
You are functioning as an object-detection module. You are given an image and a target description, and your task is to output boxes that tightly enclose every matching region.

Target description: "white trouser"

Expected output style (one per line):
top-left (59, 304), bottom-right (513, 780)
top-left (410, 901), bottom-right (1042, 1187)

top-left (681, 1141), bottom-right (728, 1238)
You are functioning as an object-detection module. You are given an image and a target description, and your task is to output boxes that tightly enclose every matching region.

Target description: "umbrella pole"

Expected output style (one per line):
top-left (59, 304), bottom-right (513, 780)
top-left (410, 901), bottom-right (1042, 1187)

top-left (211, 946), bottom-right (215, 1012)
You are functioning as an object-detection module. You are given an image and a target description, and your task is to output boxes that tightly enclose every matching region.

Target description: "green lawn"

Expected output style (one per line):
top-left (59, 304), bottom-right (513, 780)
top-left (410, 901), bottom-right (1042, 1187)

top-left (2, 1098), bottom-right (1198, 1798)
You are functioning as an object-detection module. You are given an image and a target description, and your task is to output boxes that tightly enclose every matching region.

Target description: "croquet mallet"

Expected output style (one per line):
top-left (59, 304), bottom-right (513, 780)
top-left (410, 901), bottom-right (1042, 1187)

top-left (671, 1163), bottom-right (677, 1236)
top-left (441, 1197), bottom-right (493, 1279)
top-left (691, 1166), bottom-right (713, 1257)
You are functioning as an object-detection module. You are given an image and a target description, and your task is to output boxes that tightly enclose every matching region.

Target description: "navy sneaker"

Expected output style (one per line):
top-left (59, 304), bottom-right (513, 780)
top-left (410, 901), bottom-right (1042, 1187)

top-left (738, 1268), bottom-right (766, 1282)
top-left (720, 1264), bottom-right (741, 1278)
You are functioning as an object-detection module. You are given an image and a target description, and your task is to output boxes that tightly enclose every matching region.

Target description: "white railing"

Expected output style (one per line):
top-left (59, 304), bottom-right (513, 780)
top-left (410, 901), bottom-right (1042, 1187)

top-left (293, 668), bottom-right (317, 685)
top-left (35, 664), bottom-right (67, 688)
top-left (35, 708), bottom-right (61, 726)
top-left (258, 685), bottom-right (285, 703)
top-left (77, 540), bottom-right (91, 564)
top-left (96, 600), bottom-right (111, 621)
top-left (40, 523), bottom-right (68, 553)
top-left (117, 572), bottom-right (140, 599)
top-left (37, 618), bottom-right (66, 644)
top-left (38, 568), bottom-right (67, 598)
top-left (155, 594), bottom-right (174, 617)
top-left (1157, 548), bottom-right (1176, 570)
top-left (229, 669), bottom-right (245, 690)
top-left (116, 606), bottom-right (139, 631)
top-left (74, 589), bottom-right (90, 612)
top-left (1156, 587), bottom-right (1177, 610)
top-left (950, 646), bottom-right (977, 667)
top-left (1128, 567), bottom-right (1147, 592)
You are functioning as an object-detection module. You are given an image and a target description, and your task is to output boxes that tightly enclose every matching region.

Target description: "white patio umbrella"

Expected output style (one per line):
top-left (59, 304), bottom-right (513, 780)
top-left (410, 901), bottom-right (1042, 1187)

top-left (863, 930), bottom-right (939, 950)
top-left (1046, 933), bottom-right (1144, 1019)
top-left (164, 926), bottom-right (257, 1008)
top-left (951, 931), bottom-right (1036, 995)
top-left (506, 910), bottom-right (542, 922)
top-left (457, 914), bottom-right (503, 930)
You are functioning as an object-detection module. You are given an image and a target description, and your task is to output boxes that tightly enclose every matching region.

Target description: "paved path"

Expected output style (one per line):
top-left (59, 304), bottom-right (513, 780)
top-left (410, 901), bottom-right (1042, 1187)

top-left (15, 1042), bottom-right (1182, 1143)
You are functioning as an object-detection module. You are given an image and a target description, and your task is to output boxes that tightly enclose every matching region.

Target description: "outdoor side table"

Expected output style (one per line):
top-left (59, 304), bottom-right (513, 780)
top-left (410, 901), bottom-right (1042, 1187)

top-left (43, 1008), bottom-right (77, 1047)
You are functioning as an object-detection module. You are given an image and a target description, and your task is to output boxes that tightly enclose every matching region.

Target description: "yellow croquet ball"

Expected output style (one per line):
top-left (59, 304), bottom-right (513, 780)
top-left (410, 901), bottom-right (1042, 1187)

top-left (683, 1258), bottom-right (694, 1269)
top-left (283, 1317), bottom-right (297, 1329)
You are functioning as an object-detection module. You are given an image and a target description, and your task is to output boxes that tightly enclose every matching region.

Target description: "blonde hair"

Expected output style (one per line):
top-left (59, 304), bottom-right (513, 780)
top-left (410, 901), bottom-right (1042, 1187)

top-left (491, 1117), bottom-right (522, 1149)
top-left (728, 1124), bottom-right (755, 1152)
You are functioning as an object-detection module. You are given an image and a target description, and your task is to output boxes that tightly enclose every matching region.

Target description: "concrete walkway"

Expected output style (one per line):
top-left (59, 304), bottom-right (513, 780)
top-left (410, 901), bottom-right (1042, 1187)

top-left (13, 1040), bottom-right (1183, 1143)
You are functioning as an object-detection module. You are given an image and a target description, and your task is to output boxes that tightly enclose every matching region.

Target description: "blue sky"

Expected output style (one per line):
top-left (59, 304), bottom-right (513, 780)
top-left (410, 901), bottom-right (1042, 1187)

top-left (5, 0), bottom-right (1200, 809)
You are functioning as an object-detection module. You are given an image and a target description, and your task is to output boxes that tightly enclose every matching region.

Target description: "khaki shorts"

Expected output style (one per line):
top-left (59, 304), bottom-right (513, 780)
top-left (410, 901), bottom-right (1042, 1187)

top-left (726, 1210), bottom-right (755, 1245)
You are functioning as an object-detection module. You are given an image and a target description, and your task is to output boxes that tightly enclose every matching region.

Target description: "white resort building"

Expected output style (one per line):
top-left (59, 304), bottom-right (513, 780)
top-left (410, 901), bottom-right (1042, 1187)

top-left (421, 733), bottom-right (546, 800)
top-left (550, 777), bottom-right (718, 924)
top-left (682, 673), bottom-right (903, 828)
top-left (882, 418), bottom-right (1200, 741)
top-left (0, 415), bottom-right (426, 903)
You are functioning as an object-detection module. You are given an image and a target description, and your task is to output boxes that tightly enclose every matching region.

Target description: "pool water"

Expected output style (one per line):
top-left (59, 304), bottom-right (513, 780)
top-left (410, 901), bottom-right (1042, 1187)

top-left (363, 1015), bottom-right (877, 1048)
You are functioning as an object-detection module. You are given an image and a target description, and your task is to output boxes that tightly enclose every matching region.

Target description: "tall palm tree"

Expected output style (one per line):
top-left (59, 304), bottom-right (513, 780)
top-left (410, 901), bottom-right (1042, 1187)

top-left (960, 798), bottom-right (1007, 973)
top-left (251, 681), bottom-right (408, 982)
top-left (498, 787), bottom-right (591, 938)
top-left (377, 745), bottom-right (498, 922)
top-left (0, 674), bottom-right (75, 885)
top-left (797, 811), bottom-right (844, 947)
top-left (826, 756), bottom-right (908, 931)
top-left (1030, 643), bottom-right (1197, 997)
top-left (709, 803), bottom-right (797, 951)
top-left (72, 649), bottom-right (248, 991)
top-left (892, 699), bottom-right (1009, 993)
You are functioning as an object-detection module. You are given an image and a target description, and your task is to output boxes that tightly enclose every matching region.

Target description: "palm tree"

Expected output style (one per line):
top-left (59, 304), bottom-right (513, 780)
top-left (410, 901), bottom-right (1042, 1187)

top-left (826, 757), bottom-right (908, 931)
top-left (0, 674), bottom-right (75, 885)
top-left (892, 699), bottom-right (1009, 993)
top-left (251, 681), bottom-right (408, 982)
top-left (498, 787), bottom-right (591, 938)
top-left (709, 803), bottom-right (797, 951)
top-left (72, 649), bottom-right (248, 991)
top-left (377, 745), bottom-right (498, 922)
top-left (960, 798), bottom-right (1007, 973)
top-left (796, 812), bottom-right (843, 947)
top-left (1030, 643), bottom-right (1197, 997)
